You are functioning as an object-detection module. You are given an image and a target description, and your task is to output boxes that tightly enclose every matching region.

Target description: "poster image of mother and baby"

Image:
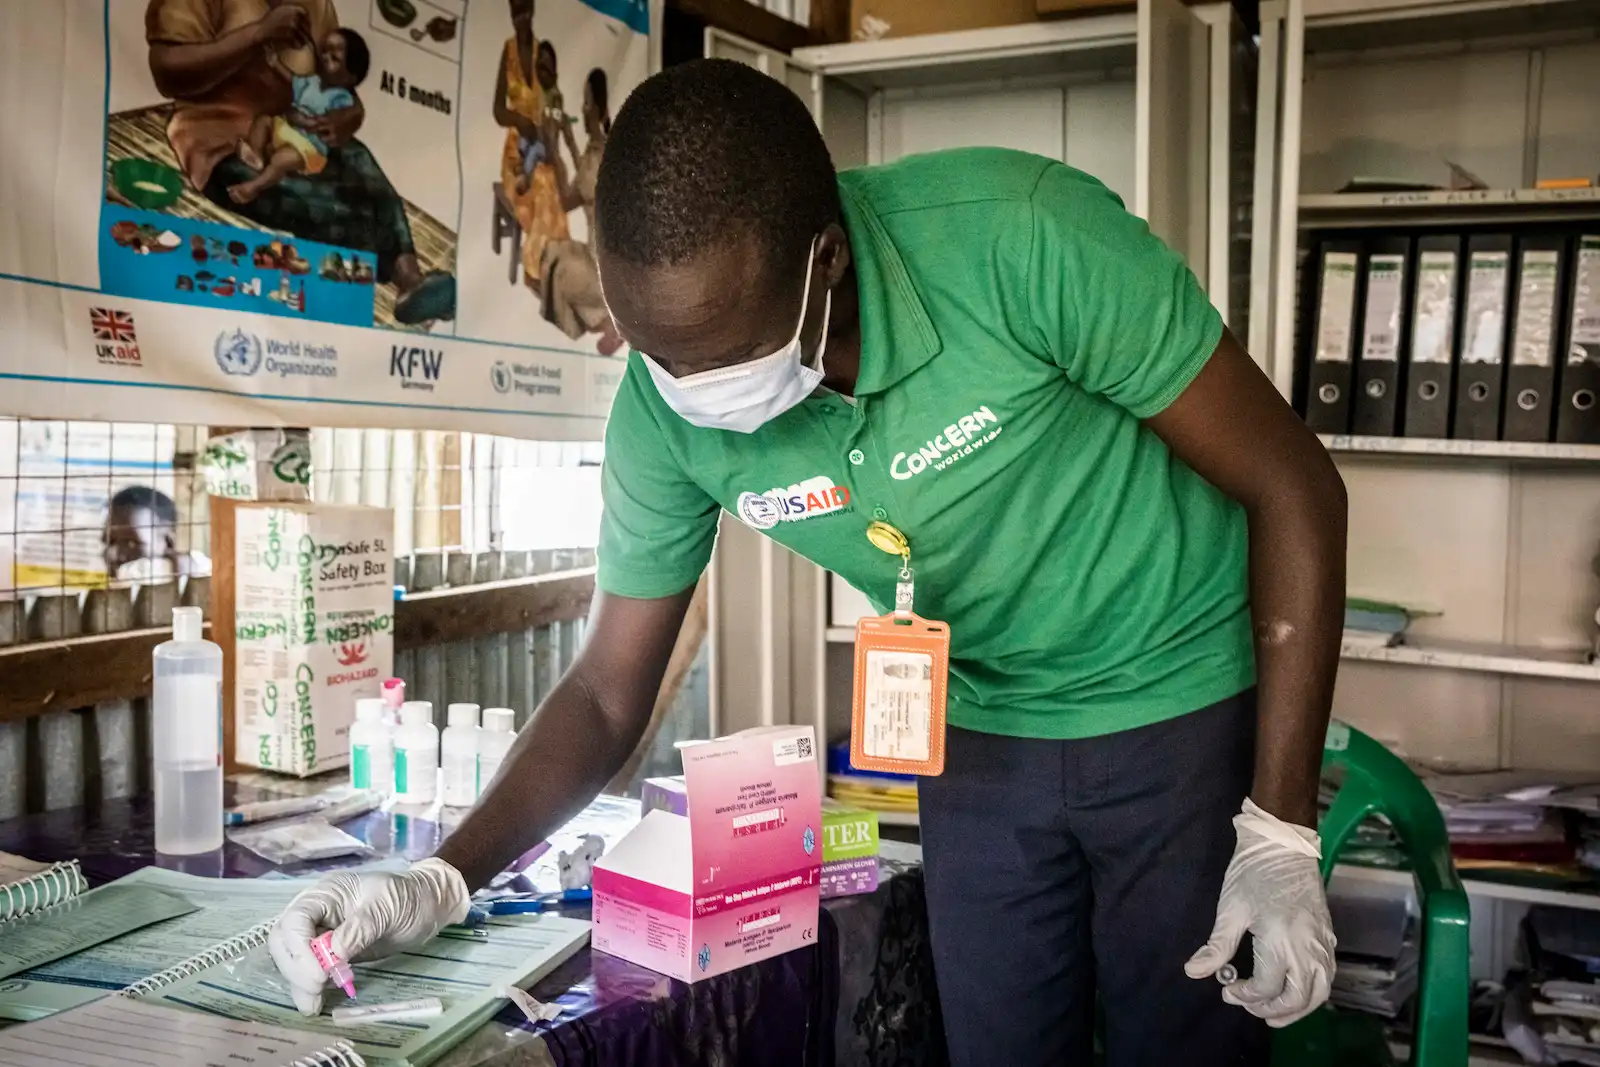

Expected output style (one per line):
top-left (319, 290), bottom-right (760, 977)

top-left (495, 0), bottom-right (623, 354)
top-left (106, 0), bottom-right (623, 354)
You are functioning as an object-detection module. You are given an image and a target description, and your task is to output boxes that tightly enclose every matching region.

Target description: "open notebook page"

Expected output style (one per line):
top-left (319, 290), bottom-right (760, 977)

top-left (143, 913), bottom-right (590, 1066)
top-left (0, 995), bottom-right (358, 1067)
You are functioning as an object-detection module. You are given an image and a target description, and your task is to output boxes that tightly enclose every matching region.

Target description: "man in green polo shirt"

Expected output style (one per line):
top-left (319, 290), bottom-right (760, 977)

top-left (270, 59), bottom-right (1347, 1066)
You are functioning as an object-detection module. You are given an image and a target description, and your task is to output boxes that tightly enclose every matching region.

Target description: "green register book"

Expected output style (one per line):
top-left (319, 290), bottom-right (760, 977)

top-left (0, 867), bottom-right (590, 1067)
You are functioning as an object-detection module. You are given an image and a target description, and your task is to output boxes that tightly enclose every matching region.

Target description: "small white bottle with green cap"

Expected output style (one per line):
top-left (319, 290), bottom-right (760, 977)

top-left (350, 697), bottom-right (394, 797)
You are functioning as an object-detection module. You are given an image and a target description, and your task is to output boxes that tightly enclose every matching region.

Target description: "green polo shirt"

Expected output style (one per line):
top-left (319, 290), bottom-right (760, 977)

top-left (597, 147), bottom-right (1254, 740)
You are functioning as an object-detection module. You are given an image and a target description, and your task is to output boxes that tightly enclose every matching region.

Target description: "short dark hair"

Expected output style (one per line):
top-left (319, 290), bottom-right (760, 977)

top-left (538, 39), bottom-right (556, 66)
top-left (109, 485), bottom-right (178, 525)
top-left (595, 59), bottom-right (839, 269)
top-left (337, 28), bottom-right (371, 85)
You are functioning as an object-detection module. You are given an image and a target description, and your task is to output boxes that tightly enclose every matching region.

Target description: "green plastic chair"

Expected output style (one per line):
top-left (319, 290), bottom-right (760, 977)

top-left (1273, 720), bottom-right (1471, 1067)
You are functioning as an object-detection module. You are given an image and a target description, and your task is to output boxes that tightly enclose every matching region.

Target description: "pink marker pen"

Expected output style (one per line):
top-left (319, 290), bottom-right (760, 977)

top-left (311, 930), bottom-right (357, 1000)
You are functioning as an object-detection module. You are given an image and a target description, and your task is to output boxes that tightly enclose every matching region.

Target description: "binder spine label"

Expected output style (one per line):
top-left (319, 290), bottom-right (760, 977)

top-left (1411, 252), bottom-right (1457, 364)
top-left (1512, 250), bottom-right (1560, 368)
top-left (1315, 252), bottom-right (1359, 363)
top-left (1361, 254), bottom-right (1405, 361)
top-left (1463, 252), bottom-right (1510, 365)
top-left (1573, 238), bottom-right (1600, 355)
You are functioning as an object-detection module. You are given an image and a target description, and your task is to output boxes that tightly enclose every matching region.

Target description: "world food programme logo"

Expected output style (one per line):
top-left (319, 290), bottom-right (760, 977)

top-left (736, 491), bottom-right (780, 531)
top-left (803, 825), bottom-right (815, 855)
top-left (214, 328), bottom-right (263, 376)
top-left (490, 360), bottom-right (513, 394)
top-left (697, 944), bottom-right (711, 973)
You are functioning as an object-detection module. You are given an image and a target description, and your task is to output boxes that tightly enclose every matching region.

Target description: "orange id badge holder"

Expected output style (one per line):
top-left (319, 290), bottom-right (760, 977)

top-left (849, 572), bottom-right (950, 778)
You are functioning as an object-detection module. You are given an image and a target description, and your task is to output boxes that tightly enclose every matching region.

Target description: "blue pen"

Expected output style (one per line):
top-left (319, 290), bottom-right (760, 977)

top-left (487, 889), bottom-right (592, 915)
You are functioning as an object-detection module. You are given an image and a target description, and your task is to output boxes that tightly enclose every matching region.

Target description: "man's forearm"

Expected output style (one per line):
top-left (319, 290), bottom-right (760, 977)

top-left (433, 667), bottom-right (651, 890)
top-left (1244, 483), bottom-right (1347, 829)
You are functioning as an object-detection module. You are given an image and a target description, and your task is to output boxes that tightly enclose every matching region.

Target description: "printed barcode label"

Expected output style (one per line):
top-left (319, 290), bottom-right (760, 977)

top-left (772, 733), bottom-right (816, 767)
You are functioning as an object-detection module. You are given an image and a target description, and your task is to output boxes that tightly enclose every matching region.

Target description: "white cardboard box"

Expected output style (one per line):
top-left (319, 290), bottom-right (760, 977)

top-left (233, 503), bottom-right (394, 776)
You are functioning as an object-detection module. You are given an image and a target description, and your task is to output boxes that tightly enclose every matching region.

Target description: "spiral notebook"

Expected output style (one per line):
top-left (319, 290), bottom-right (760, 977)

top-left (0, 995), bottom-right (366, 1066)
top-left (129, 911), bottom-right (590, 1066)
top-left (0, 851), bottom-right (87, 921)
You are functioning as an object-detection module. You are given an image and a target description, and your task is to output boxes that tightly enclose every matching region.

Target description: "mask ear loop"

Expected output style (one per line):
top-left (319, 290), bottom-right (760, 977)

top-left (807, 287), bottom-right (832, 378)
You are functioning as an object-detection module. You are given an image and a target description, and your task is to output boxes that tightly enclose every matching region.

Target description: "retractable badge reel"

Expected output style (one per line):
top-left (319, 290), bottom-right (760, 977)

top-left (850, 521), bottom-right (950, 777)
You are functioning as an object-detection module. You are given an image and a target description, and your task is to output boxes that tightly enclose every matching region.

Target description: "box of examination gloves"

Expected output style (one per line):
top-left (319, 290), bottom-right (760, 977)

top-left (643, 776), bottom-right (880, 900)
top-left (232, 503), bottom-right (394, 776)
top-left (594, 726), bottom-right (822, 982)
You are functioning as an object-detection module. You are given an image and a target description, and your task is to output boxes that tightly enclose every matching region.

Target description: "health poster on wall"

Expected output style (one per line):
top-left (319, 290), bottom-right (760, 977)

top-left (0, 0), bottom-right (647, 437)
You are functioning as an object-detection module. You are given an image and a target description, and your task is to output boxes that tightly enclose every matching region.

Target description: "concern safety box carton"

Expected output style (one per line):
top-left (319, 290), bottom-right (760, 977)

top-left (232, 503), bottom-right (393, 776)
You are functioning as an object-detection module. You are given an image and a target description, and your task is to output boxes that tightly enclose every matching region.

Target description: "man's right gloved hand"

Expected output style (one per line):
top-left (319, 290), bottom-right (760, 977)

top-left (266, 857), bottom-right (472, 1015)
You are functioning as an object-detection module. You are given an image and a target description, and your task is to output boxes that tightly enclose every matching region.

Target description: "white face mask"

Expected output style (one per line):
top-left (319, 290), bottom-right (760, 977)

top-left (641, 241), bottom-right (830, 434)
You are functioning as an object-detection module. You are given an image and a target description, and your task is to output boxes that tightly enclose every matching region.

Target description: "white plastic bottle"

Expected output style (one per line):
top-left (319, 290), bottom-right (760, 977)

top-left (350, 697), bottom-right (394, 797)
top-left (152, 607), bottom-right (224, 854)
top-left (477, 708), bottom-right (517, 799)
top-left (440, 703), bottom-right (481, 806)
top-left (393, 701), bottom-right (439, 804)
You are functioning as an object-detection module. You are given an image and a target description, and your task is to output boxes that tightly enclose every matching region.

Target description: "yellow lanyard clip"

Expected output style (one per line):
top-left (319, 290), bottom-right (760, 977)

top-left (865, 521), bottom-right (914, 618)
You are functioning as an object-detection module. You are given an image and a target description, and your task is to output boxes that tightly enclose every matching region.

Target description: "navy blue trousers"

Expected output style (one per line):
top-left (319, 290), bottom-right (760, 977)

top-left (917, 690), bottom-right (1271, 1067)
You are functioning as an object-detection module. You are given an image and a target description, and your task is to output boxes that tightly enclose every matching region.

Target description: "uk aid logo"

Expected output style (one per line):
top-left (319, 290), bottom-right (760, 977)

top-left (736, 475), bottom-right (851, 531)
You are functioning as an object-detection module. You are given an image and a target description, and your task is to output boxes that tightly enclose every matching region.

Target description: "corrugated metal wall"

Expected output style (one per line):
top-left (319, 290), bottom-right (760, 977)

top-left (0, 547), bottom-right (649, 821)
top-left (0, 559), bottom-right (711, 819)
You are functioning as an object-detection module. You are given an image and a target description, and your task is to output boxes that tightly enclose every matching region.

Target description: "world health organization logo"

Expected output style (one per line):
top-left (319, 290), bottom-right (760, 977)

top-left (214, 328), bottom-right (263, 376)
top-left (490, 360), bottom-right (512, 394)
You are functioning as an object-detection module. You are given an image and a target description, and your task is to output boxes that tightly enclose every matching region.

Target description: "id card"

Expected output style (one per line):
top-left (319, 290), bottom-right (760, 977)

top-left (850, 613), bottom-right (949, 777)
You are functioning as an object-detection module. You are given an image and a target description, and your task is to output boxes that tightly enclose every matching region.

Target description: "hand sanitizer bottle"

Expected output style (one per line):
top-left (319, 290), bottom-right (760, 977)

top-left (152, 607), bottom-right (224, 854)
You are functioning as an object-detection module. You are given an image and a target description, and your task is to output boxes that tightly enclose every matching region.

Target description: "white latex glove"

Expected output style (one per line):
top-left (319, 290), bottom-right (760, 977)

top-left (1184, 798), bottom-right (1337, 1028)
top-left (267, 857), bottom-right (471, 1015)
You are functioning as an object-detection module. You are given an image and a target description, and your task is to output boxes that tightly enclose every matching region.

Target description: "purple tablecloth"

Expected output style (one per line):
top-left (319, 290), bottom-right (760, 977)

top-left (0, 787), bottom-right (946, 1067)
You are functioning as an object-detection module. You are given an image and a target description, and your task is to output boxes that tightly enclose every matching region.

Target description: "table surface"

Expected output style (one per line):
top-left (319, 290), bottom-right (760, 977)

top-left (0, 779), bottom-right (941, 1067)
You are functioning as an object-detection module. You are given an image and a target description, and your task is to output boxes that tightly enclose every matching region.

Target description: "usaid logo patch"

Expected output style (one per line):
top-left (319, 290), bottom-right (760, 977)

top-left (736, 476), bottom-right (851, 531)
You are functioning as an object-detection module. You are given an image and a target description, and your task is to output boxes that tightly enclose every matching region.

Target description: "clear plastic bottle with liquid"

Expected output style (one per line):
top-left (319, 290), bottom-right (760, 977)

top-left (152, 607), bottom-right (224, 854)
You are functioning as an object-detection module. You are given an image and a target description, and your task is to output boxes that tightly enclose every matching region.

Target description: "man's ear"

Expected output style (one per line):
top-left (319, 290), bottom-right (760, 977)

top-left (818, 222), bottom-right (851, 289)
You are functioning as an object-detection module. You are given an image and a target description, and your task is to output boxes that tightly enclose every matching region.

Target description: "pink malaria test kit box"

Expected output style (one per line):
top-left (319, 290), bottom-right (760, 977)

top-left (592, 725), bottom-right (822, 982)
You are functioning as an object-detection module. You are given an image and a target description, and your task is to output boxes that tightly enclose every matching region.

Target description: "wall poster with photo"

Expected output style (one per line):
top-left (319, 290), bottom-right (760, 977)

top-left (0, 0), bottom-right (648, 438)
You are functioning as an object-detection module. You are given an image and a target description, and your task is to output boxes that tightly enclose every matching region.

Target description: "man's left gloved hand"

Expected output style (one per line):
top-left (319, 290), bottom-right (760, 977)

top-left (1184, 798), bottom-right (1336, 1028)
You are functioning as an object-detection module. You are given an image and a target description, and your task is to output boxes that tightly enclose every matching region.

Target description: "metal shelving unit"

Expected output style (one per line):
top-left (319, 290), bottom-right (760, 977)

top-left (1321, 435), bottom-right (1600, 463)
top-left (1340, 638), bottom-right (1600, 680)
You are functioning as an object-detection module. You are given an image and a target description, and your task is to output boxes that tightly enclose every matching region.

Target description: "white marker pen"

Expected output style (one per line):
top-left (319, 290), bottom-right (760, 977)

top-left (331, 997), bottom-right (445, 1025)
top-left (224, 795), bottom-right (327, 826)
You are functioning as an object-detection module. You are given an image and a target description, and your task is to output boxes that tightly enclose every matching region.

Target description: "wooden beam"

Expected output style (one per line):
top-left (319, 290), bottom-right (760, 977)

top-left (668, 0), bottom-right (819, 52)
top-left (0, 570), bottom-right (596, 725)
top-left (0, 627), bottom-right (185, 726)
top-left (394, 570), bottom-right (595, 649)
top-left (808, 0), bottom-right (851, 44)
